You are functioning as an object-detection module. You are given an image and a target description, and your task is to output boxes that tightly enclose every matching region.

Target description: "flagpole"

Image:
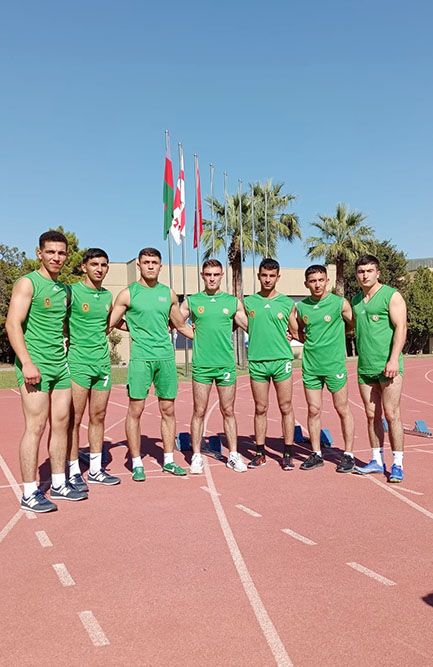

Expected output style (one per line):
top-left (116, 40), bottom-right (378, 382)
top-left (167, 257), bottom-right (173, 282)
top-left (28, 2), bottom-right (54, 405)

top-left (165, 130), bottom-right (174, 289)
top-left (238, 179), bottom-right (245, 368)
top-left (264, 188), bottom-right (269, 257)
top-left (194, 153), bottom-right (200, 291)
top-left (224, 171), bottom-right (229, 293)
top-left (251, 184), bottom-right (256, 294)
top-left (210, 163), bottom-right (215, 255)
top-left (178, 142), bottom-right (189, 376)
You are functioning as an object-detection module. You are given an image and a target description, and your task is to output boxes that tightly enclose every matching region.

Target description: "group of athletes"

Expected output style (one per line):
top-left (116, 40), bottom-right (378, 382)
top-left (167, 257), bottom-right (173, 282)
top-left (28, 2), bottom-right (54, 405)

top-left (5, 230), bottom-right (407, 513)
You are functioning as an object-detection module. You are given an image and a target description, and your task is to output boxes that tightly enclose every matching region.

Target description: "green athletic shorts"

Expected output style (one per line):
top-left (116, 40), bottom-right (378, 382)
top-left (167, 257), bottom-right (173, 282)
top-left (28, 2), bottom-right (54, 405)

top-left (127, 359), bottom-right (178, 399)
top-left (358, 371), bottom-right (403, 385)
top-left (192, 366), bottom-right (236, 386)
top-left (15, 360), bottom-right (71, 393)
top-left (69, 362), bottom-right (112, 391)
top-left (302, 368), bottom-right (347, 393)
top-left (249, 359), bottom-right (293, 383)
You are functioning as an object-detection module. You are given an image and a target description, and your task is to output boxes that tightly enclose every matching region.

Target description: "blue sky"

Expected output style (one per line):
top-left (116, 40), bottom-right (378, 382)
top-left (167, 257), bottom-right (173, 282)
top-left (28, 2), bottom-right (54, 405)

top-left (1, 0), bottom-right (432, 267)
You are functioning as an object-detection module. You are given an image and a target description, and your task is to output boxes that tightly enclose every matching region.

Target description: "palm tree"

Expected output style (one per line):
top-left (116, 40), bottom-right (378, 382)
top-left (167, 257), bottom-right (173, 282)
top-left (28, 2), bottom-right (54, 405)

top-left (306, 203), bottom-right (374, 295)
top-left (202, 180), bottom-right (301, 297)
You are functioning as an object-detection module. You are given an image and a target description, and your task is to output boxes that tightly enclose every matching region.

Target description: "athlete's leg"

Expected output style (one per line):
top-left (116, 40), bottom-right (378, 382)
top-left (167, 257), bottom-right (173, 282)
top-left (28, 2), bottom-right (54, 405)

top-left (88, 389), bottom-right (110, 454)
top-left (217, 383), bottom-right (238, 453)
top-left (250, 379), bottom-right (270, 447)
top-left (358, 382), bottom-right (384, 449)
top-left (191, 382), bottom-right (212, 453)
top-left (125, 399), bottom-right (145, 458)
top-left (332, 383), bottom-right (354, 452)
top-left (381, 375), bottom-right (404, 453)
top-left (158, 398), bottom-right (176, 453)
top-left (19, 385), bottom-right (50, 483)
top-left (274, 377), bottom-right (294, 445)
top-left (47, 388), bottom-right (72, 474)
top-left (68, 381), bottom-right (89, 461)
top-left (304, 387), bottom-right (323, 453)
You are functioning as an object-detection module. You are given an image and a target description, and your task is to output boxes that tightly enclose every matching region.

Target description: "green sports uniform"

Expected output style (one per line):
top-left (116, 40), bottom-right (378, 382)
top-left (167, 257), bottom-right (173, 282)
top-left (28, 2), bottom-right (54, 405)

top-left (352, 284), bottom-right (403, 384)
top-left (297, 293), bottom-right (347, 393)
top-left (244, 293), bottom-right (295, 383)
top-left (126, 282), bottom-right (177, 399)
top-left (15, 270), bottom-right (71, 392)
top-left (67, 282), bottom-right (112, 391)
top-left (189, 291), bottom-right (237, 386)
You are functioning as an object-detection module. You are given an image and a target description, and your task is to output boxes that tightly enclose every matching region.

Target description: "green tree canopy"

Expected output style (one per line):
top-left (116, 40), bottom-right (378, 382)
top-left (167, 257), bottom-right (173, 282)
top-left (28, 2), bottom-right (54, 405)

top-left (0, 245), bottom-right (27, 360)
top-left (23, 226), bottom-right (85, 284)
top-left (405, 267), bottom-right (433, 353)
top-left (343, 239), bottom-right (408, 302)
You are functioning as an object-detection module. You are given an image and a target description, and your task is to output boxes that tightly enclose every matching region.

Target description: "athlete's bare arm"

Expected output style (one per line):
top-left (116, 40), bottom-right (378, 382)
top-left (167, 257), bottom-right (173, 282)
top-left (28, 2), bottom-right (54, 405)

top-left (170, 290), bottom-right (194, 339)
top-left (289, 307), bottom-right (305, 343)
top-left (179, 297), bottom-right (190, 321)
top-left (5, 277), bottom-right (41, 384)
top-left (234, 299), bottom-right (248, 331)
top-left (108, 288), bottom-right (130, 332)
top-left (342, 298), bottom-right (354, 333)
top-left (385, 292), bottom-right (407, 378)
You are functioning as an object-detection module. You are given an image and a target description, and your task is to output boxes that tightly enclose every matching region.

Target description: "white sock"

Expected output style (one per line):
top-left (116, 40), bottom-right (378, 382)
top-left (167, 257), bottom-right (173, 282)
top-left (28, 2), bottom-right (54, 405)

top-left (23, 481), bottom-right (38, 498)
top-left (372, 448), bottom-right (383, 465)
top-left (229, 451), bottom-right (239, 460)
top-left (51, 473), bottom-right (66, 489)
top-left (132, 456), bottom-right (142, 469)
top-left (344, 451), bottom-right (354, 458)
top-left (314, 450), bottom-right (323, 458)
top-left (192, 452), bottom-right (203, 460)
top-left (164, 452), bottom-right (174, 465)
top-left (68, 459), bottom-right (81, 477)
top-left (393, 451), bottom-right (403, 467)
top-left (90, 453), bottom-right (102, 475)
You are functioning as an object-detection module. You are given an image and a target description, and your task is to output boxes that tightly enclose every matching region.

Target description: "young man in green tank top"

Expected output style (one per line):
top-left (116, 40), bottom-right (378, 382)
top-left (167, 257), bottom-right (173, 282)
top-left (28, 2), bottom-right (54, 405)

top-left (67, 248), bottom-right (121, 491)
top-left (289, 265), bottom-right (355, 472)
top-left (352, 255), bottom-right (407, 482)
top-left (180, 259), bottom-right (247, 474)
top-left (6, 231), bottom-right (87, 512)
top-left (241, 258), bottom-right (296, 471)
top-left (110, 247), bottom-right (193, 481)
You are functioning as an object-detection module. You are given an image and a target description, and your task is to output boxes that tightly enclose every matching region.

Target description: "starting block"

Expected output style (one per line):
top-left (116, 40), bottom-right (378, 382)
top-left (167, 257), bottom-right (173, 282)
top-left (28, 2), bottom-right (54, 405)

top-left (294, 425), bottom-right (305, 444)
top-left (382, 418), bottom-right (389, 433)
top-left (320, 428), bottom-right (333, 447)
top-left (404, 420), bottom-right (432, 438)
top-left (176, 432), bottom-right (192, 451)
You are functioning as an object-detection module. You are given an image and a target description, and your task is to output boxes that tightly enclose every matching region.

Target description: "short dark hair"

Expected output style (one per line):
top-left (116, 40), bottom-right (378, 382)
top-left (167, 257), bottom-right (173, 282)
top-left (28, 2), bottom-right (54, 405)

top-left (202, 259), bottom-right (222, 271)
top-left (138, 247), bottom-right (162, 261)
top-left (259, 257), bottom-right (280, 273)
top-left (355, 254), bottom-right (380, 270)
top-left (305, 264), bottom-right (327, 279)
top-left (82, 248), bottom-right (109, 263)
top-left (39, 230), bottom-right (68, 249)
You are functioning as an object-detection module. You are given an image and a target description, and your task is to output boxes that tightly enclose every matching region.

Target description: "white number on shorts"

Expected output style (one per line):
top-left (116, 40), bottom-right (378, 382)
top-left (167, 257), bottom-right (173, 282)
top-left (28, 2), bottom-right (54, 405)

top-left (103, 374), bottom-right (109, 387)
top-left (285, 361), bottom-right (292, 374)
top-left (223, 372), bottom-right (231, 381)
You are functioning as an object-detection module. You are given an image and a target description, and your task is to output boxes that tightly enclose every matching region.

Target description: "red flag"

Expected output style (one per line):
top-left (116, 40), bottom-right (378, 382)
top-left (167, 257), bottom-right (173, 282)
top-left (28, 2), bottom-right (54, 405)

top-left (171, 149), bottom-right (185, 245)
top-left (163, 142), bottom-right (174, 240)
top-left (193, 157), bottom-right (203, 249)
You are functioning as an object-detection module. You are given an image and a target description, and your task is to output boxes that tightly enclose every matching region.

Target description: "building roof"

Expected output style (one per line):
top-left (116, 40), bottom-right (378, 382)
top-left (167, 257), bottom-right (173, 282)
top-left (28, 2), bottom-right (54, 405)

top-left (407, 258), bottom-right (433, 270)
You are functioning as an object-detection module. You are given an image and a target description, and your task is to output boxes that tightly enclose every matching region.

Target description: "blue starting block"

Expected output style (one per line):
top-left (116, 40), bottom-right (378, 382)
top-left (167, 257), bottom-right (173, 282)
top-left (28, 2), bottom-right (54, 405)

top-left (294, 425), bottom-right (305, 444)
top-left (320, 428), bottom-right (333, 447)
top-left (176, 432), bottom-right (192, 451)
top-left (414, 420), bottom-right (432, 436)
top-left (382, 418), bottom-right (389, 433)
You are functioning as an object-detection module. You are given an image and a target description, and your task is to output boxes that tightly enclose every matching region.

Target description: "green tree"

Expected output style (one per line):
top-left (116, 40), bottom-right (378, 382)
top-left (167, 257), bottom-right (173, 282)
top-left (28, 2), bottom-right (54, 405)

top-left (306, 203), bottom-right (374, 295)
top-left (202, 180), bottom-right (300, 297)
top-left (23, 226), bottom-right (85, 284)
top-left (405, 268), bottom-right (433, 353)
top-left (343, 239), bottom-right (408, 302)
top-left (0, 245), bottom-right (27, 360)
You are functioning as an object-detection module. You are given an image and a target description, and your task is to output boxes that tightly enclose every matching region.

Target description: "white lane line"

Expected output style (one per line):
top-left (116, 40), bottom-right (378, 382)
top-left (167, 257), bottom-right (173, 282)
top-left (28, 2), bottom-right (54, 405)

top-left (52, 563), bottom-right (75, 587)
top-left (347, 562), bottom-right (396, 586)
top-left (0, 454), bottom-right (36, 520)
top-left (201, 485), bottom-right (221, 496)
top-left (236, 504), bottom-right (262, 518)
top-left (413, 448), bottom-right (433, 455)
top-left (78, 611), bottom-right (110, 647)
top-left (0, 510), bottom-right (23, 544)
top-left (10, 388), bottom-right (20, 395)
top-left (203, 379), bottom-right (293, 667)
top-left (425, 370), bottom-right (433, 385)
top-left (367, 476), bottom-right (433, 520)
top-left (35, 530), bottom-right (53, 547)
top-left (402, 392), bottom-right (433, 408)
top-left (397, 487), bottom-right (424, 496)
top-left (281, 528), bottom-right (316, 546)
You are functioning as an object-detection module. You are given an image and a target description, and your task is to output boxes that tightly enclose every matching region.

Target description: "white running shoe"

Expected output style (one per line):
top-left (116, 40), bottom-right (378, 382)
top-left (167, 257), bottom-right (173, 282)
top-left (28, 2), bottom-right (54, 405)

top-left (226, 452), bottom-right (247, 472)
top-left (190, 453), bottom-right (204, 475)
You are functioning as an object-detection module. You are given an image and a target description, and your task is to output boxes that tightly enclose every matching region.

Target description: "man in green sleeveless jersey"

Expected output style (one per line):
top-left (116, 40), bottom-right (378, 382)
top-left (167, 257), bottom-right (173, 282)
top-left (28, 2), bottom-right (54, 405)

top-left (242, 258), bottom-right (296, 471)
top-left (67, 248), bottom-right (120, 491)
top-left (6, 231), bottom-right (87, 512)
top-left (290, 265), bottom-right (355, 472)
top-left (180, 259), bottom-right (247, 474)
top-left (352, 255), bottom-right (407, 482)
top-left (110, 248), bottom-right (193, 481)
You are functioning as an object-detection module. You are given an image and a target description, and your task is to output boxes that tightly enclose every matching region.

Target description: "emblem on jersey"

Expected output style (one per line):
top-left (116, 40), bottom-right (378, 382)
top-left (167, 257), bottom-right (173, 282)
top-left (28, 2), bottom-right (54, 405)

top-left (336, 373), bottom-right (345, 379)
top-left (249, 310), bottom-right (255, 318)
top-left (223, 308), bottom-right (229, 315)
top-left (105, 304), bottom-right (110, 312)
top-left (371, 314), bottom-right (379, 322)
top-left (198, 306), bottom-right (205, 314)
top-left (52, 285), bottom-right (60, 292)
top-left (44, 298), bottom-right (52, 308)
top-left (277, 312), bottom-right (284, 320)
top-left (264, 304), bottom-right (270, 309)
top-left (303, 315), bottom-right (309, 324)
top-left (82, 303), bottom-right (90, 312)
top-left (158, 296), bottom-right (168, 302)
top-left (324, 315), bottom-right (332, 322)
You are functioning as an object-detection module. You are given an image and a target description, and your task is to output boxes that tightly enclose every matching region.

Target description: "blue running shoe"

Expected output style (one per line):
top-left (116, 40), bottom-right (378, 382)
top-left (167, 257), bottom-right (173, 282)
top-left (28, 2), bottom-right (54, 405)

top-left (353, 459), bottom-right (385, 475)
top-left (389, 464), bottom-right (404, 483)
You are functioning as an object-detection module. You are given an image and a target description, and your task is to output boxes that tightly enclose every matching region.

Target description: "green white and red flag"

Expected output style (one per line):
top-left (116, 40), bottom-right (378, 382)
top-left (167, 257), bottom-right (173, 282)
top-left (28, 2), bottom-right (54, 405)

top-left (171, 148), bottom-right (185, 245)
top-left (163, 136), bottom-right (174, 240)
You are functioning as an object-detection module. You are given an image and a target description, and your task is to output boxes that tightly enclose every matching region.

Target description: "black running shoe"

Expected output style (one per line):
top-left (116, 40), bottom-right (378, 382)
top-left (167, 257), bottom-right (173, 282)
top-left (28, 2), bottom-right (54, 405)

top-left (300, 452), bottom-right (324, 470)
top-left (281, 454), bottom-right (295, 471)
top-left (247, 454), bottom-right (267, 468)
top-left (336, 453), bottom-right (355, 473)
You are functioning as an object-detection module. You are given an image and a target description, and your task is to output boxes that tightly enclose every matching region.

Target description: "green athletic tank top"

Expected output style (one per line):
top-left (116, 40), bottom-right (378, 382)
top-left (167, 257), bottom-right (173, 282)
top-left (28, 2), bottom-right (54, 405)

top-left (296, 293), bottom-right (346, 374)
top-left (244, 293), bottom-right (294, 361)
top-left (352, 284), bottom-right (403, 375)
top-left (67, 282), bottom-right (112, 366)
top-left (19, 270), bottom-right (69, 365)
top-left (189, 291), bottom-right (237, 368)
top-left (126, 282), bottom-right (174, 361)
